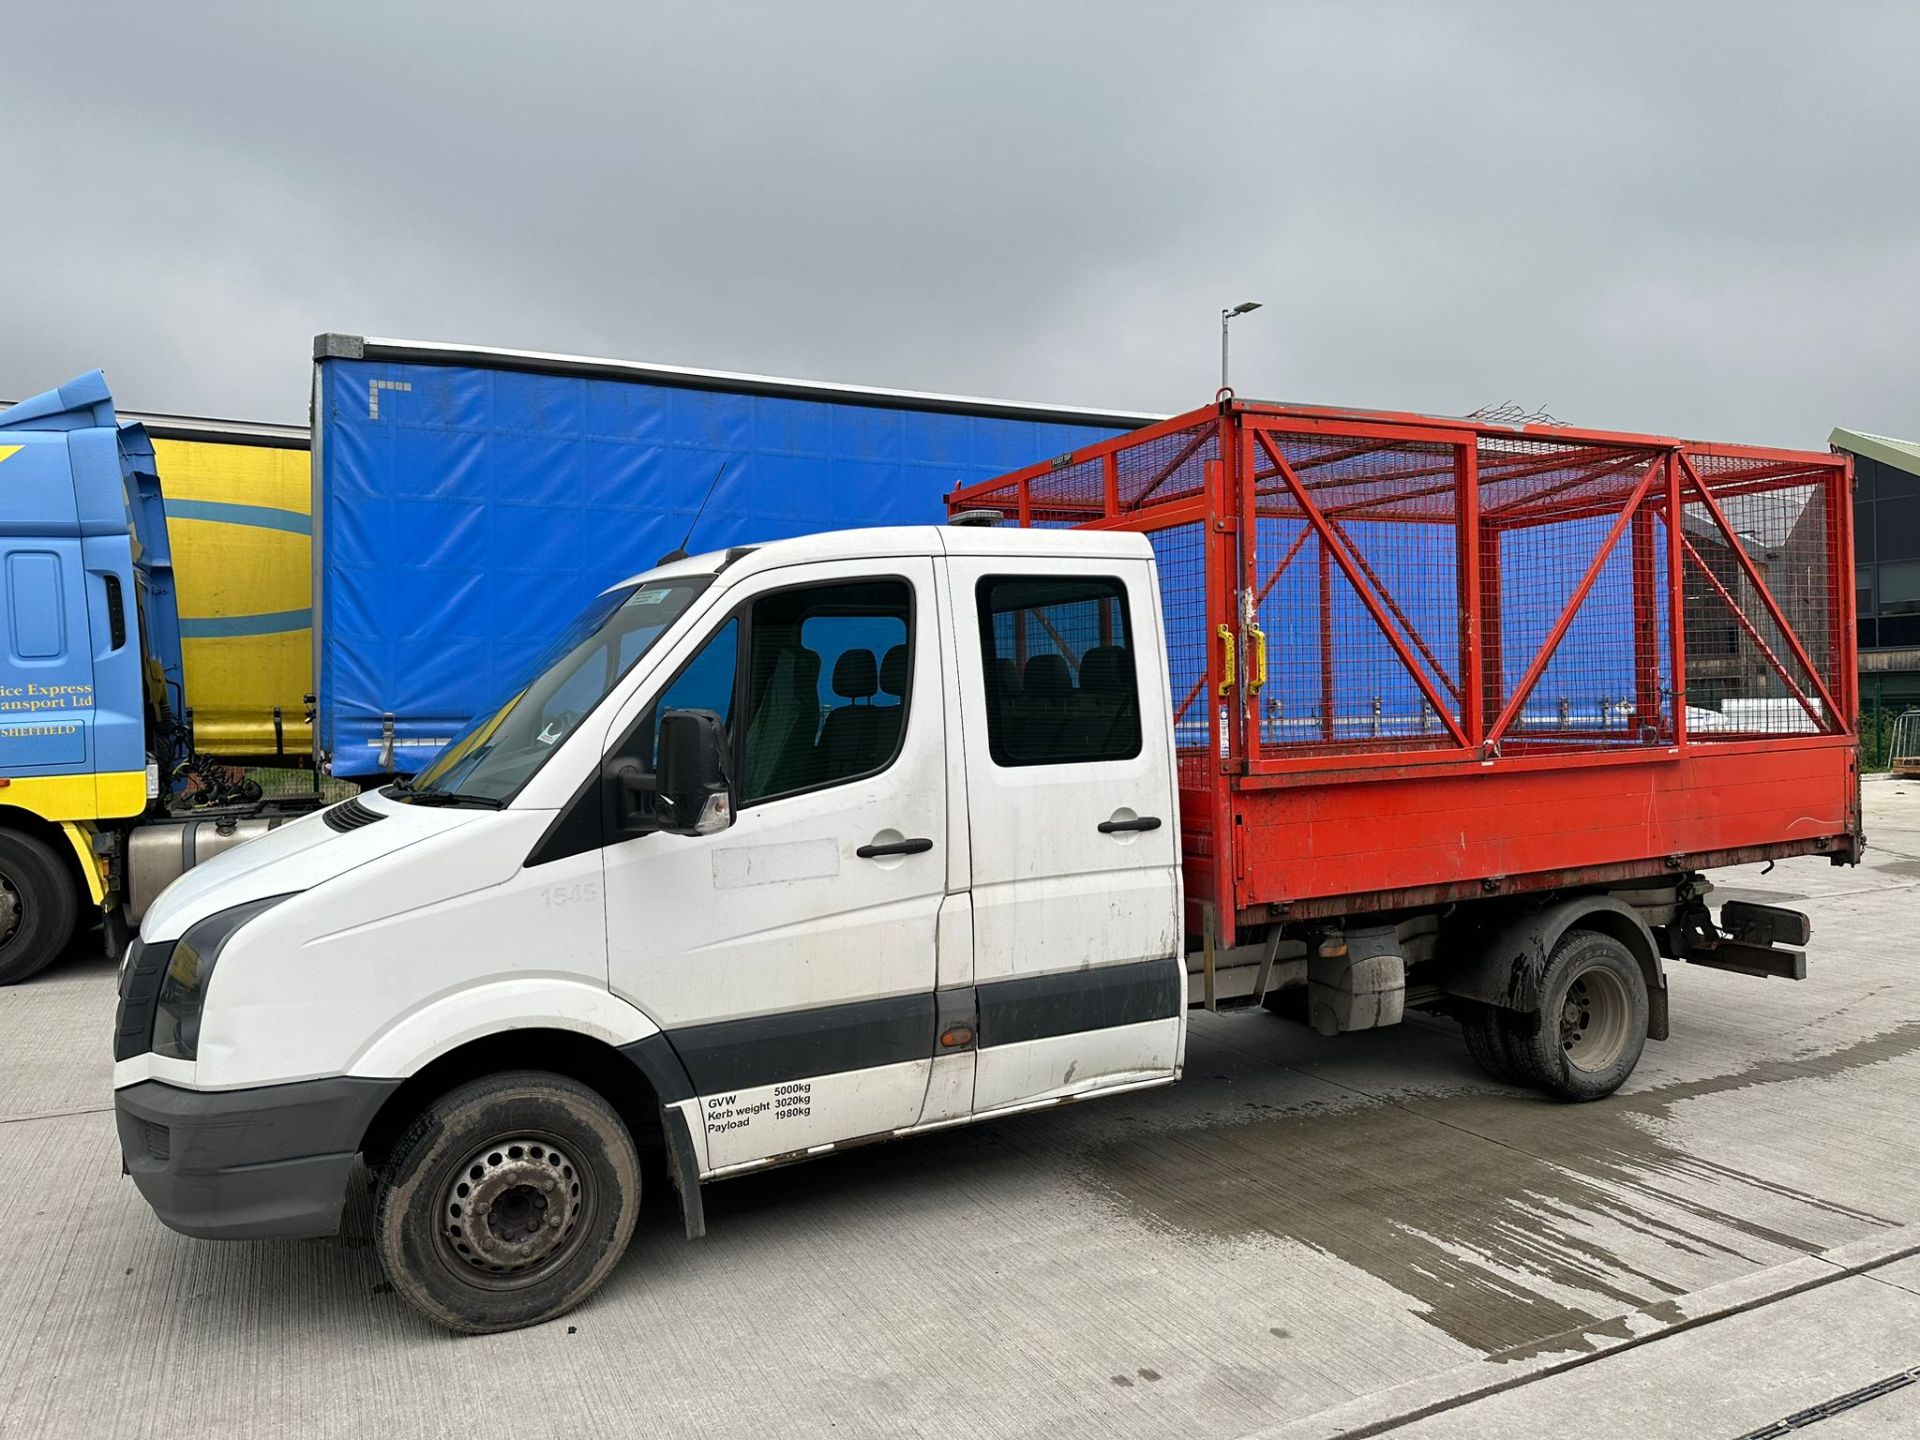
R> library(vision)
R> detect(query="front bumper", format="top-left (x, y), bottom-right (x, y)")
top-left (115, 1076), bottom-right (400, 1240)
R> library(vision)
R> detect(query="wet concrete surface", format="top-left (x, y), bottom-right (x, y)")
top-left (1, 782), bottom-right (1917, 1438)
top-left (1085, 1022), bottom-right (1919, 1356)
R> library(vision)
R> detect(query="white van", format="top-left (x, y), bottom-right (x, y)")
top-left (114, 526), bottom-right (1185, 1331)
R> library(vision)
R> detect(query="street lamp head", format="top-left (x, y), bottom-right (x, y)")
top-left (1220, 301), bottom-right (1263, 390)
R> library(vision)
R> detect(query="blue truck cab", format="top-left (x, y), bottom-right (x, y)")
top-left (0, 372), bottom-right (180, 981)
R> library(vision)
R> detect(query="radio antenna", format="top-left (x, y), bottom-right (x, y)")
top-left (657, 460), bottom-right (727, 565)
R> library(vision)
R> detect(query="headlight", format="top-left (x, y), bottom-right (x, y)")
top-left (151, 894), bottom-right (298, 1061)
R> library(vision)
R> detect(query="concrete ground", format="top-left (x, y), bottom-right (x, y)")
top-left (2, 782), bottom-right (1917, 1439)
top-left (1375, 1253), bottom-right (1920, 1440)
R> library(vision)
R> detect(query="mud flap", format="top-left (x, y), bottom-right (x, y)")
top-left (662, 1105), bottom-right (707, 1241)
top-left (1440, 894), bottom-right (1667, 1040)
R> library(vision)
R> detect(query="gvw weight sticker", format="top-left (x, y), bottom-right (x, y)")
top-left (705, 1081), bottom-right (812, 1136)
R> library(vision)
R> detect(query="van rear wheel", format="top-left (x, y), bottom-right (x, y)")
top-left (0, 829), bottom-right (78, 986)
top-left (374, 1070), bottom-right (641, 1333)
top-left (1505, 931), bottom-right (1649, 1102)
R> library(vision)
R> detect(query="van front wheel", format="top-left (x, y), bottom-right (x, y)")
top-left (374, 1071), bottom-right (642, 1333)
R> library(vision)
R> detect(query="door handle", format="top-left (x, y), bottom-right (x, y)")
top-left (856, 837), bottom-right (934, 859)
top-left (1098, 815), bottom-right (1162, 834)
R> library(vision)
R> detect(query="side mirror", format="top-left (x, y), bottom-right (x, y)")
top-left (655, 709), bottom-right (734, 836)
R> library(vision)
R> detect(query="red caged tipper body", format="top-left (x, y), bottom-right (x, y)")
top-left (948, 395), bottom-right (1861, 951)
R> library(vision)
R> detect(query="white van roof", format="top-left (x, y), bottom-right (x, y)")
top-left (613, 524), bottom-right (1152, 592)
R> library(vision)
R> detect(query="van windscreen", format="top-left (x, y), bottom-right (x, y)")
top-left (399, 576), bottom-right (710, 806)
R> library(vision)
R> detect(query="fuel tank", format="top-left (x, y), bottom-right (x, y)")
top-left (126, 816), bottom-right (291, 923)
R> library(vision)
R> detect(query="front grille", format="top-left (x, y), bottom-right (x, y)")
top-left (138, 1119), bottom-right (171, 1162)
top-left (323, 796), bottom-right (387, 833)
top-left (113, 937), bottom-right (176, 1062)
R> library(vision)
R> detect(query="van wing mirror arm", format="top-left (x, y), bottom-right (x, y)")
top-left (609, 760), bottom-right (663, 835)
top-left (607, 709), bottom-right (734, 839)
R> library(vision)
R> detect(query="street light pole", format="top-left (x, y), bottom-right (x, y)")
top-left (1221, 300), bottom-right (1262, 391)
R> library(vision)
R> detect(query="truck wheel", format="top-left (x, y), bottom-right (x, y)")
top-left (1508, 931), bottom-right (1649, 1102)
top-left (0, 830), bottom-right (78, 986)
top-left (1461, 1004), bottom-right (1527, 1086)
top-left (374, 1071), bottom-right (642, 1334)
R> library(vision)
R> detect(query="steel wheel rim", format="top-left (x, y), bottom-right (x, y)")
top-left (1559, 965), bottom-right (1631, 1072)
top-left (433, 1132), bottom-right (595, 1291)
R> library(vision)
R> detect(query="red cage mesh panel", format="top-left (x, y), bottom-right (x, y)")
top-left (946, 401), bottom-right (1853, 782)
top-left (1247, 431), bottom-right (1464, 755)
top-left (1144, 520), bottom-right (1214, 790)
top-left (1258, 430), bottom-right (1462, 523)
top-left (1475, 436), bottom-right (1663, 522)
top-left (1678, 454), bottom-right (1838, 737)
top-left (1471, 441), bottom-right (1673, 755)
top-left (1116, 421), bottom-right (1219, 509)
top-left (980, 418), bottom-right (1221, 528)
top-left (1490, 505), bottom-right (1676, 753)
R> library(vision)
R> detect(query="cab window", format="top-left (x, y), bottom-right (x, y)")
top-left (636, 619), bottom-right (739, 769)
top-left (976, 575), bottom-right (1140, 766)
top-left (625, 579), bottom-right (914, 806)
top-left (741, 580), bottom-right (912, 803)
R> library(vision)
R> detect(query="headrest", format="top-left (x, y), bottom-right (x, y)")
top-left (991, 658), bottom-right (1022, 699)
top-left (1024, 653), bottom-right (1073, 700)
top-left (1079, 646), bottom-right (1134, 697)
top-left (879, 644), bottom-right (907, 698)
top-left (832, 648), bottom-right (878, 700)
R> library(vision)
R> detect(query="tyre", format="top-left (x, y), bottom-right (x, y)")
top-left (1506, 931), bottom-right (1649, 1102)
top-left (374, 1070), bottom-right (642, 1334)
top-left (1461, 1003), bottom-right (1527, 1086)
top-left (0, 829), bottom-right (79, 986)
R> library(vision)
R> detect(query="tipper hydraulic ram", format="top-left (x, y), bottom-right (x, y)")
top-left (950, 395), bottom-right (1860, 1051)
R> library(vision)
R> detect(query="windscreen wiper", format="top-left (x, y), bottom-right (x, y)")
top-left (400, 789), bottom-right (505, 809)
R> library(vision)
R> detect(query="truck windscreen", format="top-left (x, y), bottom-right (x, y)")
top-left (398, 576), bottom-right (712, 806)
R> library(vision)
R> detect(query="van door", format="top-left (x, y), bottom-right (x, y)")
top-left (601, 559), bottom-right (949, 1173)
top-left (946, 555), bottom-right (1184, 1114)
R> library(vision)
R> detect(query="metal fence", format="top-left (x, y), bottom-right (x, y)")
top-left (1892, 710), bottom-right (1920, 778)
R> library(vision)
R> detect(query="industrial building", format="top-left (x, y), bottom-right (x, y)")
top-left (1832, 426), bottom-right (1920, 755)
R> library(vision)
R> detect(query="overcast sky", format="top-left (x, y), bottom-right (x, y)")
top-left (3, 2), bottom-right (1915, 447)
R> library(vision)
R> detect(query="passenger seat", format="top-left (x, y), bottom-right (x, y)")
top-left (743, 645), bottom-right (823, 798)
top-left (1014, 653), bottom-right (1076, 758)
top-left (817, 649), bottom-right (884, 777)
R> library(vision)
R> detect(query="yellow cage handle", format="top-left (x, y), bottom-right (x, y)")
top-left (1218, 624), bottom-right (1267, 696)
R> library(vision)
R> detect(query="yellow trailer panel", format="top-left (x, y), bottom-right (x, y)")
top-left (150, 437), bottom-right (312, 758)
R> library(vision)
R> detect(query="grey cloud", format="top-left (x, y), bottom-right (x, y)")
top-left (2, 1), bottom-right (1914, 447)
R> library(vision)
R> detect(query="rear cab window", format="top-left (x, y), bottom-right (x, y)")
top-left (975, 575), bottom-right (1141, 767)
